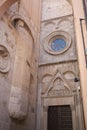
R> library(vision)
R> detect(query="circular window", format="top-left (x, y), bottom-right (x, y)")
top-left (51, 38), bottom-right (66, 52)
top-left (44, 31), bottom-right (72, 55)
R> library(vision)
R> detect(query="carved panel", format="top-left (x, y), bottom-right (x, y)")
top-left (42, 74), bottom-right (52, 83)
top-left (42, 69), bottom-right (72, 97)
top-left (39, 16), bottom-right (77, 65)
top-left (38, 62), bottom-right (79, 97)
top-left (64, 71), bottom-right (75, 80)
top-left (48, 90), bottom-right (73, 97)
top-left (53, 78), bottom-right (64, 90)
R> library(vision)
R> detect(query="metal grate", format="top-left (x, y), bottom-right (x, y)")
top-left (48, 105), bottom-right (73, 130)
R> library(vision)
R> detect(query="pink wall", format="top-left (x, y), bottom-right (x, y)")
top-left (21, 0), bottom-right (41, 31)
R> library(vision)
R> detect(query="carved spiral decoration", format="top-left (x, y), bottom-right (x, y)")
top-left (0, 45), bottom-right (10, 73)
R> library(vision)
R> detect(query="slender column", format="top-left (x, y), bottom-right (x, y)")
top-left (43, 106), bottom-right (48, 130)
top-left (8, 20), bottom-right (33, 120)
top-left (72, 0), bottom-right (87, 129)
top-left (70, 104), bottom-right (77, 130)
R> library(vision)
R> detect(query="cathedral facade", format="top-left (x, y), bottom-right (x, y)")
top-left (0, 0), bottom-right (87, 130)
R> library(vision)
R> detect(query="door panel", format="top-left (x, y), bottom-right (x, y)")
top-left (48, 105), bottom-right (73, 130)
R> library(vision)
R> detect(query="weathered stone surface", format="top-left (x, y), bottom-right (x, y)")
top-left (0, 0), bottom-right (40, 129)
top-left (0, 0), bottom-right (86, 130)
top-left (8, 20), bottom-right (33, 120)
top-left (42, 0), bottom-right (72, 21)
top-left (0, 0), bottom-right (18, 18)
top-left (39, 16), bottom-right (77, 65)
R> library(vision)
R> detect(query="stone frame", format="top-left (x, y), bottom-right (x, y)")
top-left (40, 96), bottom-right (78, 130)
top-left (44, 31), bottom-right (72, 55)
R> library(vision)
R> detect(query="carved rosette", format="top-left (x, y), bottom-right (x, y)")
top-left (0, 45), bottom-right (10, 73)
top-left (44, 31), bottom-right (72, 55)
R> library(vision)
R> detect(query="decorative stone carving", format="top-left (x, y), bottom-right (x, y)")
top-left (58, 18), bottom-right (73, 30)
top-left (8, 19), bottom-right (33, 120)
top-left (48, 89), bottom-right (74, 97)
top-left (41, 74), bottom-right (53, 93)
top-left (63, 71), bottom-right (75, 80)
top-left (42, 74), bottom-right (52, 83)
top-left (39, 16), bottom-right (77, 65)
top-left (44, 31), bottom-right (72, 55)
top-left (43, 21), bottom-right (55, 27)
top-left (0, 45), bottom-right (10, 73)
top-left (42, 69), bottom-right (72, 97)
top-left (53, 78), bottom-right (65, 90)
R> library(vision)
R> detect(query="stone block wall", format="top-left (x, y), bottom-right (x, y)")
top-left (0, 1), bottom-right (41, 130)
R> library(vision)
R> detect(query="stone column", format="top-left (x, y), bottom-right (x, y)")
top-left (72, 0), bottom-right (87, 129)
top-left (8, 20), bottom-right (33, 120)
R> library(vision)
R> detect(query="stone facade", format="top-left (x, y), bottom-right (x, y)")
top-left (0, 1), bottom-right (40, 130)
top-left (0, 0), bottom-right (86, 130)
top-left (37, 0), bottom-right (85, 130)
